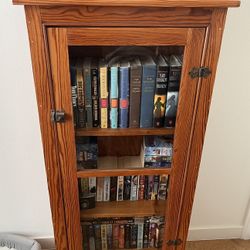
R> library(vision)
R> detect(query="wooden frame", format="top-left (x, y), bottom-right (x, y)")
top-left (14, 1), bottom-right (240, 250)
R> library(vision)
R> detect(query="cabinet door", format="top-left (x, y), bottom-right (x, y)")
top-left (47, 27), bottom-right (205, 250)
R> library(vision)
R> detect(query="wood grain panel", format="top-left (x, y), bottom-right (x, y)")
top-left (47, 28), bottom-right (82, 250)
top-left (80, 200), bottom-right (166, 219)
top-left (24, 6), bottom-right (68, 250)
top-left (176, 9), bottom-right (228, 250)
top-left (75, 128), bottom-right (175, 136)
top-left (77, 168), bottom-right (172, 178)
top-left (13, 0), bottom-right (240, 8)
top-left (67, 28), bottom-right (188, 46)
top-left (162, 28), bottom-right (206, 250)
top-left (39, 6), bottom-right (212, 27)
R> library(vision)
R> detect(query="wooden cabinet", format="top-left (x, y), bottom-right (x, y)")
top-left (13, 1), bottom-right (240, 249)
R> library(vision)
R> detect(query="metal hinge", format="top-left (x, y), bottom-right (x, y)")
top-left (51, 110), bottom-right (65, 123)
top-left (189, 67), bottom-right (211, 78)
top-left (167, 239), bottom-right (183, 246)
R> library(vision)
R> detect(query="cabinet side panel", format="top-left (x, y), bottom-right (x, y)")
top-left (176, 9), bottom-right (228, 249)
top-left (24, 6), bottom-right (68, 250)
top-left (47, 28), bottom-right (82, 250)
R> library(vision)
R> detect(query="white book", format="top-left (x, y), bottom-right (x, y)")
top-left (96, 177), bottom-right (104, 202)
top-left (130, 175), bottom-right (139, 200)
top-left (117, 176), bottom-right (124, 201)
top-left (89, 177), bottom-right (96, 194)
top-left (103, 177), bottom-right (110, 201)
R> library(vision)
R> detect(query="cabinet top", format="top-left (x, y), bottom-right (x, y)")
top-left (13, 0), bottom-right (240, 8)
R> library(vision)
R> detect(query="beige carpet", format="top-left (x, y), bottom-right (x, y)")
top-left (186, 240), bottom-right (250, 250)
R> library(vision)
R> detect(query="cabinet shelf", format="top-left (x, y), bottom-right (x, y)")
top-left (77, 168), bottom-right (171, 178)
top-left (75, 128), bottom-right (175, 137)
top-left (80, 200), bottom-right (166, 219)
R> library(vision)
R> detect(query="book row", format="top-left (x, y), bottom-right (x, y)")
top-left (70, 54), bottom-right (182, 129)
top-left (82, 216), bottom-right (165, 250)
top-left (76, 136), bottom-right (173, 170)
top-left (79, 175), bottom-right (169, 205)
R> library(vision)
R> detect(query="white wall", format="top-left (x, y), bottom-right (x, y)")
top-left (0, 0), bottom-right (250, 243)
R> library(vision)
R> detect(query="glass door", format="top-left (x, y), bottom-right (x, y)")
top-left (47, 27), bottom-right (205, 250)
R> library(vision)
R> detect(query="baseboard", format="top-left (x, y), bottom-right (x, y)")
top-left (188, 226), bottom-right (243, 241)
top-left (33, 236), bottom-right (55, 250)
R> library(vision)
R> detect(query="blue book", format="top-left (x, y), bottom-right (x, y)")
top-left (119, 62), bottom-right (130, 128)
top-left (109, 63), bottom-right (119, 128)
top-left (83, 58), bottom-right (93, 128)
top-left (140, 57), bottom-right (157, 128)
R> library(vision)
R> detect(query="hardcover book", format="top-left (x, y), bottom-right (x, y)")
top-left (110, 176), bottom-right (118, 201)
top-left (88, 225), bottom-right (96, 250)
top-left (94, 224), bottom-right (102, 250)
top-left (135, 218), bottom-right (144, 249)
top-left (125, 224), bottom-right (131, 249)
top-left (129, 58), bottom-right (142, 128)
top-left (76, 60), bottom-right (86, 128)
top-left (84, 58), bottom-right (93, 128)
top-left (103, 177), bottom-right (110, 202)
top-left (130, 224), bottom-right (138, 248)
top-left (153, 55), bottom-right (169, 128)
top-left (123, 176), bottom-right (132, 200)
top-left (70, 62), bottom-right (78, 127)
top-left (107, 224), bottom-right (113, 250)
top-left (117, 176), bottom-right (124, 201)
top-left (99, 60), bottom-right (109, 128)
top-left (140, 57), bottom-right (157, 128)
top-left (143, 217), bottom-right (150, 248)
top-left (130, 175), bottom-right (139, 201)
top-left (109, 62), bottom-right (119, 128)
top-left (138, 175), bottom-right (145, 200)
top-left (164, 91), bottom-right (179, 127)
top-left (112, 224), bottom-right (119, 249)
top-left (119, 61), bottom-right (130, 128)
top-left (91, 60), bottom-right (99, 127)
top-left (118, 225), bottom-right (125, 249)
top-left (101, 224), bottom-right (108, 250)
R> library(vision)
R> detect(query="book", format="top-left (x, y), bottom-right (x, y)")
top-left (117, 176), bottom-right (124, 201)
top-left (97, 177), bottom-right (104, 202)
top-left (88, 225), bottom-right (95, 250)
top-left (158, 175), bottom-right (169, 200)
top-left (94, 224), bottom-right (102, 250)
top-left (153, 55), bottom-right (169, 128)
top-left (101, 224), bottom-right (108, 250)
top-left (89, 177), bottom-right (96, 195)
top-left (84, 58), bottom-right (93, 128)
top-left (103, 177), bottom-right (110, 201)
top-left (147, 176), bottom-right (154, 200)
top-left (109, 62), bottom-right (119, 128)
top-left (107, 224), bottom-right (113, 250)
top-left (119, 61), bottom-right (130, 128)
top-left (80, 178), bottom-right (89, 196)
top-left (135, 218), bottom-right (144, 249)
top-left (129, 58), bottom-right (142, 128)
top-left (143, 217), bottom-right (150, 248)
top-left (149, 221), bottom-right (157, 247)
top-left (82, 224), bottom-right (89, 250)
top-left (118, 225), bottom-right (125, 249)
top-left (99, 60), bottom-right (109, 128)
top-left (70, 62), bottom-right (78, 127)
top-left (110, 176), bottom-right (118, 201)
top-left (152, 175), bottom-right (160, 200)
top-left (91, 60), bottom-right (99, 127)
top-left (124, 224), bottom-right (131, 249)
top-left (138, 175), bottom-right (145, 200)
top-left (76, 60), bottom-right (86, 128)
top-left (130, 224), bottom-right (138, 248)
top-left (123, 176), bottom-right (132, 200)
top-left (164, 91), bottom-right (179, 127)
top-left (112, 224), bottom-right (120, 249)
top-left (130, 175), bottom-right (139, 201)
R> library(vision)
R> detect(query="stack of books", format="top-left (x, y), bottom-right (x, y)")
top-left (70, 54), bottom-right (182, 129)
top-left (79, 175), bottom-right (169, 202)
top-left (81, 216), bottom-right (165, 250)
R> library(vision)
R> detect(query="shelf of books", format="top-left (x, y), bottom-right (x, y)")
top-left (69, 46), bottom-right (183, 250)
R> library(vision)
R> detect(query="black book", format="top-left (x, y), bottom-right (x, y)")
top-left (153, 55), bottom-right (169, 128)
top-left (94, 224), bottom-right (102, 250)
top-left (143, 217), bottom-right (150, 248)
top-left (123, 176), bottom-right (132, 200)
top-left (110, 177), bottom-right (118, 201)
top-left (91, 59), bottom-right (99, 127)
top-left (125, 224), bottom-right (131, 249)
top-left (130, 224), bottom-right (138, 248)
top-left (70, 62), bottom-right (78, 127)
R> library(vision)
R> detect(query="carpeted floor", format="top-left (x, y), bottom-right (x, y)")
top-left (186, 239), bottom-right (250, 250)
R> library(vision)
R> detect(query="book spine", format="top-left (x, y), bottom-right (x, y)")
top-left (130, 175), bottom-right (139, 201)
top-left (103, 177), bottom-right (110, 201)
top-left (70, 65), bottom-right (78, 127)
top-left (110, 176), bottom-right (118, 201)
top-left (77, 65), bottom-right (86, 128)
top-left (101, 224), bottom-right (108, 250)
top-left (117, 176), bottom-right (124, 201)
top-left (88, 225), bottom-right (95, 250)
top-left (168, 65), bottom-right (182, 91)
top-left (100, 66), bottom-right (108, 128)
top-left (119, 67), bottom-right (129, 128)
top-left (129, 65), bottom-right (142, 128)
top-left (137, 222), bottom-right (144, 249)
top-left (152, 175), bottom-right (160, 200)
top-left (140, 65), bottom-right (157, 128)
top-left (110, 66), bottom-right (119, 128)
top-left (153, 65), bottom-right (169, 128)
top-left (94, 224), bottom-right (102, 250)
top-left (118, 225), bottom-right (125, 249)
top-left (130, 224), bottom-right (138, 248)
top-left (96, 177), bottom-right (104, 202)
top-left (149, 222), bottom-right (157, 247)
top-left (91, 68), bottom-right (99, 127)
top-left (80, 178), bottom-right (89, 196)
top-left (147, 176), bottom-right (154, 200)
top-left (88, 177), bottom-right (96, 195)
top-left (143, 218), bottom-right (150, 248)
top-left (82, 224), bottom-right (90, 250)
top-left (158, 175), bottom-right (169, 200)
top-left (124, 224), bottom-right (131, 249)
top-left (84, 60), bottom-right (93, 128)
top-left (144, 176), bottom-right (148, 200)
top-left (107, 224), bottom-right (113, 250)
top-left (164, 91), bottom-right (179, 128)
top-left (123, 176), bottom-right (131, 200)
top-left (112, 224), bottom-right (120, 249)
top-left (138, 175), bottom-right (145, 200)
